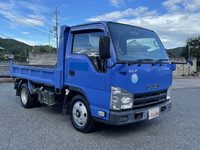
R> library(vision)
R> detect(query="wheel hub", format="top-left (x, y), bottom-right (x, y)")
top-left (76, 110), bottom-right (81, 117)
top-left (72, 101), bottom-right (88, 127)
top-left (21, 87), bottom-right (28, 105)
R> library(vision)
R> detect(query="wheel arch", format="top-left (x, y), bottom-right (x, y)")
top-left (62, 86), bottom-right (88, 114)
top-left (15, 79), bottom-right (28, 96)
top-left (68, 89), bottom-right (95, 133)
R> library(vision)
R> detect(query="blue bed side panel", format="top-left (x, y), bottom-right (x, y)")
top-left (9, 26), bottom-right (71, 89)
top-left (10, 64), bottom-right (62, 89)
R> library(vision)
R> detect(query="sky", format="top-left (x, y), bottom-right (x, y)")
top-left (0, 0), bottom-right (200, 49)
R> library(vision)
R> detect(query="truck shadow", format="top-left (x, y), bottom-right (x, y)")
top-left (34, 104), bottom-right (160, 135)
top-left (35, 103), bottom-right (63, 114)
top-left (94, 119), bottom-right (160, 136)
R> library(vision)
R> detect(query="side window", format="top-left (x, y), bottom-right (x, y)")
top-left (73, 31), bottom-right (104, 57)
top-left (72, 31), bottom-right (106, 73)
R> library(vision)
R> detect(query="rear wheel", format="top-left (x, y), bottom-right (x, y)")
top-left (70, 95), bottom-right (95, 133)
top-left (20, 83), bottom-right (36, 108)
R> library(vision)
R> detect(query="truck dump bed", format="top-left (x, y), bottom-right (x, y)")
top-left (23, 65), bottom-right (56, 69)
top-left (10, 62), bottom-right (62, 89)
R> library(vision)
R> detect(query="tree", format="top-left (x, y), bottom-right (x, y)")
top-left (0, 54), bottom-right (5, 61)
top-left (33, 45), bottom-right (56, 53)
top-left (14, 55), bottom-right (26, 62)
top-left (182, 35), bottom-right (200, 66)
top-left (0, 38), bottom-right (57, 62)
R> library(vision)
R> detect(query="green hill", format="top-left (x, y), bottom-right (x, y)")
top-left (166, 47), bottom-right (184, 57)
top-left (0, 37), bottom-right (56, 61)
top-left (0, 37), bottom-right (32, 55)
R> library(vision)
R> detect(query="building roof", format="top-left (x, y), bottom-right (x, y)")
top-left (0, 47), bottom-right (5, 50)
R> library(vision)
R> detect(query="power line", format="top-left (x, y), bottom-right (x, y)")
top-left (0, 4), bottom-right (57, 47)
top-left (0, 4), bottom-right (56, 39)
top-left (0, 31), bottom-right (49, 46)
top-left (0, 15), bottom-right (52, 37)
top-left (0, 16), bottom-right (55, 46)
top-left (0, 32), bottom-right (13, 39)
top-left (0, 3), bottom-right (52, 33)
top-left (0, 17), bottom-right (50, 37)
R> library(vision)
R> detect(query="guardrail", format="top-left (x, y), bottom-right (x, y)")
top-left (0, 62), bottom-right (28, 77)
top-left (0, 65), bottom-right (9, 77)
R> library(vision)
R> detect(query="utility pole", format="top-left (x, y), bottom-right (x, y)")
top-left (25, 49), bottom-right (27, 57)
top-left (48, 35), bottom-right (50, 53)
top-left (52, 7), bottom-right (59, 53)
top-left (32, 41), bottom-right (36, 56)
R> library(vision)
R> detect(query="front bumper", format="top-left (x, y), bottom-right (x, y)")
top-left (109, 100), bottom-right (171, 125)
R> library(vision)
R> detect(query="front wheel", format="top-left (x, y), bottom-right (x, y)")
top-left (70, 95), bottom-right (95, 133)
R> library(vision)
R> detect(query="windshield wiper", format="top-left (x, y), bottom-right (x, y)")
top-left (107, 61), bottom-right (132, 68)
top-left (107, 59), bottom-right (170, 68)
top-left (139, 59), bottom-right (154, 61)
top-left (155, 59), bottom-right (169, 64)
top-left (127, 59), bottom-right (157, 66)
top-left (156, 59), bottom-right (169, 61)
top-left (136, 59), bottom-right (155, 62)
top-left (107, 59), bottom-right (155, 68)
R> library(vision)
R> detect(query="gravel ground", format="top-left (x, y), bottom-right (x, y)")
top-left (0, 82), bottom-right (200, 150)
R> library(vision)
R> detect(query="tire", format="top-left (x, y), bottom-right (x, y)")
top-left (20, 83), bottom-right (37, 108)
top-left (34, 95), bottom-right (41, 107)
top-left (70, 95), bottom-right (95, 133)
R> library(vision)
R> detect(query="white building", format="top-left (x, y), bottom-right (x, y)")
top-left (0, 47), bottom-right (5, 50)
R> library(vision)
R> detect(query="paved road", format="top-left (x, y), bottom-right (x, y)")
top-left (0, 81), bottom-right (200, 150)
top-left (172, 78), bottom-right (200, 89)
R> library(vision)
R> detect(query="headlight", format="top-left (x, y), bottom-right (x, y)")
top-left (110, 87), bottom-right (134, 110)
top-left (167, 86), bottom-right (172, 99)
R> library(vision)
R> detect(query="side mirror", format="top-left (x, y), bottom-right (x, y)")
top-left (171, 44), bottom-right (193, 65)
top-left (185, 44), bottom-right (193, 66)
top-left (99, 36), bottom-right (111, 59)
top-left (185, 44), bottom-right (190, 60)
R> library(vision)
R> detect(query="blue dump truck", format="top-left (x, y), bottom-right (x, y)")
top-left (10, 22), bottom-right (190, 133)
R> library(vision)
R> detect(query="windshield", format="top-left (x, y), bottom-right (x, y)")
top-left (108, 23), bottom-right (169, 62)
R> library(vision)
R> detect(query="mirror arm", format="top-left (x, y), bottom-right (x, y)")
top-left (107, 62), bottom-right (130, 68)
top-left (107, 62), bottom-right (121, 68)
top-left (171, 60), bottom-right (188, 64)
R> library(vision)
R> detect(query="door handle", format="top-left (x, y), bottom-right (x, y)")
top-left (69, 70), bottom-right (75, 76)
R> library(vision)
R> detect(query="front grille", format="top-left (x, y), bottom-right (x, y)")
top-left (133, 89), bottom-right (168, 109)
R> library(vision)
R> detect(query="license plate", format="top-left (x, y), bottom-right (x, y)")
top-left (148, 107), bottom-right (160, 120)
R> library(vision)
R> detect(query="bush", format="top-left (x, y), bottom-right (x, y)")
top-left (182, 35), bottom-right (200, 66)
top-left (197, 66), bottom-right (200, 72)
top-left (0, 54), bottom-right (5, 61)
top-left (14, 55), bottom-right (26, 62)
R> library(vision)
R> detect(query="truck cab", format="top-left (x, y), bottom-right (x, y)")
top-left (11, 21), bottom-right (176, 133)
